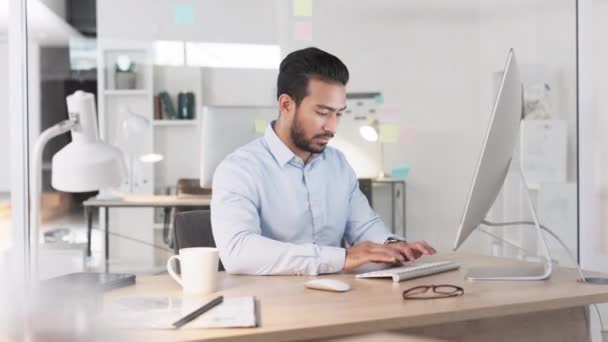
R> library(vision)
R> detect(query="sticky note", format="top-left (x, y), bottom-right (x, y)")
top-left (379, 124), bottom-right (400, 143)
top-left (378, 103), bottom-right (401, 120)
top-left (374, 94), bottom-right (384, 104)
top-left (293, 0), bottom-right (313, 16)
top-left (254, 119), bottom-right (267, 134)
top-left (400, 124), bottom-right (417, 145)
top-left (293, 22), bottom-right (313, 42)
top-left (175, 5), bottom-right (194, 25)
top-left (391, 163), bottom-right (410, 180)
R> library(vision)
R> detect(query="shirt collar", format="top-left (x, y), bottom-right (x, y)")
top-left (264, 121), bottom-right (296, 167)
top-left (263, 121), bottom-right (328, 167)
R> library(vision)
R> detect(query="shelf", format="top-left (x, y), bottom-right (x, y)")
top-left (152, 120), bottom-right (199, 126)
top-left (104, 89), bottom-right (149, 96)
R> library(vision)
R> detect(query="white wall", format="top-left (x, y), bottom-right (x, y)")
top-left (98, 0), bottom-right (278, 44)
top-left (0, 42), bottom-right (10, 192)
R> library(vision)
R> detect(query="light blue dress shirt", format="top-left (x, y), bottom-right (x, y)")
top-left (211, 123), bottom-right (394, 275)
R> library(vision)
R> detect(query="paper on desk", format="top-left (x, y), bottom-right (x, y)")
top-left (102, 296), bottom-right (257, 330)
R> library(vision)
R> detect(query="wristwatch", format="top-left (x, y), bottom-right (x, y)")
top-left (384, 236), bottom-right (407, 245)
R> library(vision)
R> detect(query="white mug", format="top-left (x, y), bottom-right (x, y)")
top-left (167, 247), bottom-right (219, 294)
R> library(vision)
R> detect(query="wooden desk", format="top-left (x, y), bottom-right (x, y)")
top-left (105, 253), bottom-right (608, 341)
top-left (83, 195), bottom-right (211, 270)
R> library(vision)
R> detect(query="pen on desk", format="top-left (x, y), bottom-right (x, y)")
top-left (172, 295), bottom-right (224, 329)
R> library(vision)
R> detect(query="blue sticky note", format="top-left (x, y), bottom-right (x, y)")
top-left (374, 94), bottom-right (384, 104)
top-left (391, 163), bottom-right (410, 180)
top-left (175, 5), bottom-right (194, 25)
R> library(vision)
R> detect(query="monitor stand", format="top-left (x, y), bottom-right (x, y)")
top-left (465, 167), bottom-right (553, 281)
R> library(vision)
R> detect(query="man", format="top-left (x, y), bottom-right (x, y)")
top-left (211, 47), bottom-right (436, 275)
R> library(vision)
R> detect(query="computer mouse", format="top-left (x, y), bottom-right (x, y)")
top-left (304, 279), bottom-right (351, 292)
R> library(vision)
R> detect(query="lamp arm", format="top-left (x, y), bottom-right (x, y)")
top-left (29, 118), bottom-right (78, 281)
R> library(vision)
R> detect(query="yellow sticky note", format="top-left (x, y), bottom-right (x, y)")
top-left (379, 124), bottom-right (400, 143)
top-left (254, 119), bottom-right (267, 134)
top-left (293, 0), bottom-right (312, 17)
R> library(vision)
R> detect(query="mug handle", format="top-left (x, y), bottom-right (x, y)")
top-left (167, 255), bottom-right (183, 287)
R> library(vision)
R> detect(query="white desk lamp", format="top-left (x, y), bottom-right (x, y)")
top-left (115, 107), bottom-right (163, 193)
top-left (30, 90), bottom-right (125, 279)
top-left (359, 119), bottom-right (386, 179)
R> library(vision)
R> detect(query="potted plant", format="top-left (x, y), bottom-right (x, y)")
top-left (114, 55), bottom-right (137, 89)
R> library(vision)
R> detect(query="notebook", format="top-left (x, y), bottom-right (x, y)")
top-left (103, 296), bottom-right (257, 329)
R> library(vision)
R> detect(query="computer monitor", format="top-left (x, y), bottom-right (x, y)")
top-left (452, 49), bottom-right (552, 280)
top-left (199, 106), bottom-right (277, 188)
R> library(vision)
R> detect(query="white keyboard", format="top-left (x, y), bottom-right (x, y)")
top-left (355, 261), bottom-right (460, 283)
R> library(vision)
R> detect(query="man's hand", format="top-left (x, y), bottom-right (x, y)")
top-left (385, 241), bottom-right (436, 261)
top-left (343, 241), bottom-right (406, 270)
top-left (343, 241), bottom-right (437, 271)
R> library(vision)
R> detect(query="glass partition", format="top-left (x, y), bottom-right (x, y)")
top-left (23, 0), bottom-right (578, 275)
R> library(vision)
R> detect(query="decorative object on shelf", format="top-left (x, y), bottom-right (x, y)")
top-left (159, 91), bottom-right (177, 119)
top-left (114, 55), bottom-right (137, 90)
top-left (115, 106), bottom-right (164, 193)
top-left (520, 119), bottom-right (567, 186)
top-left (523, 82), bottom-right (553, 120)
top-left (177, 92), bottom-right (195, 119)
top-left (30, 90), bottom-right (125, 280)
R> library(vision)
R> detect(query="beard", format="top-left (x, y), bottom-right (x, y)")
top-left (290, 110), bottom-right (334, 154)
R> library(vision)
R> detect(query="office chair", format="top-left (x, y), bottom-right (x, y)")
top-left (173, 209), bottom-right (224, 271)
top-left (163, 178), bottom-right (211, 247)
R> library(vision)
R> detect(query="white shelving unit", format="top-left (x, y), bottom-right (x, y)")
top-left (152, 119), bottom-right (199, 127)
top-left (96, 41), bottom-right (206, 267)
top-left (97, 40), bottom-right (156, 267)
top-left (104, 89), bottom-right (149, 96)
top-left (97, 42), bottom-right (204, 195)
top-left (152, 65), bottom-right (203, 193)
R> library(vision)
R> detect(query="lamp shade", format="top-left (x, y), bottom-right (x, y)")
top-left (51, 141), bottom-right (125, 192)
top-left (359, 125), bottom-right (379, 142)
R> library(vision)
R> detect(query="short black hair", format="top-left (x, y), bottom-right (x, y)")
top-left (276, 47), bottom-right (349, 107)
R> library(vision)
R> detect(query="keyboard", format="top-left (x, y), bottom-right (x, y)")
top-left (355, 261), bottom-right (460, 283)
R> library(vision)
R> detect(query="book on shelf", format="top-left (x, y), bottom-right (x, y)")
top-left (154, 95), bottom-right (162, 120)
top-left (159, 91), bottom-right (177, 119)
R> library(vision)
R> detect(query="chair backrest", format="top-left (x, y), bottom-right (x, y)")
top-left (176, 178), bottom-right (211, 196)
top-left (173, 209), bottom-right (224, 271)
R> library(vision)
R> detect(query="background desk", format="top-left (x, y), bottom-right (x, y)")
top-left (83, 195), bottom-right (211, 270)
top-left (105, 253), bottom-right (608, 341)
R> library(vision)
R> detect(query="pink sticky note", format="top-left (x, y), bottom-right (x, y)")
top-left (400, 124), bottom-right (417, 145)
top-left (378, 103), bottom-right (402, 120)
top-left (294, 21), bottom-right (313, 41)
